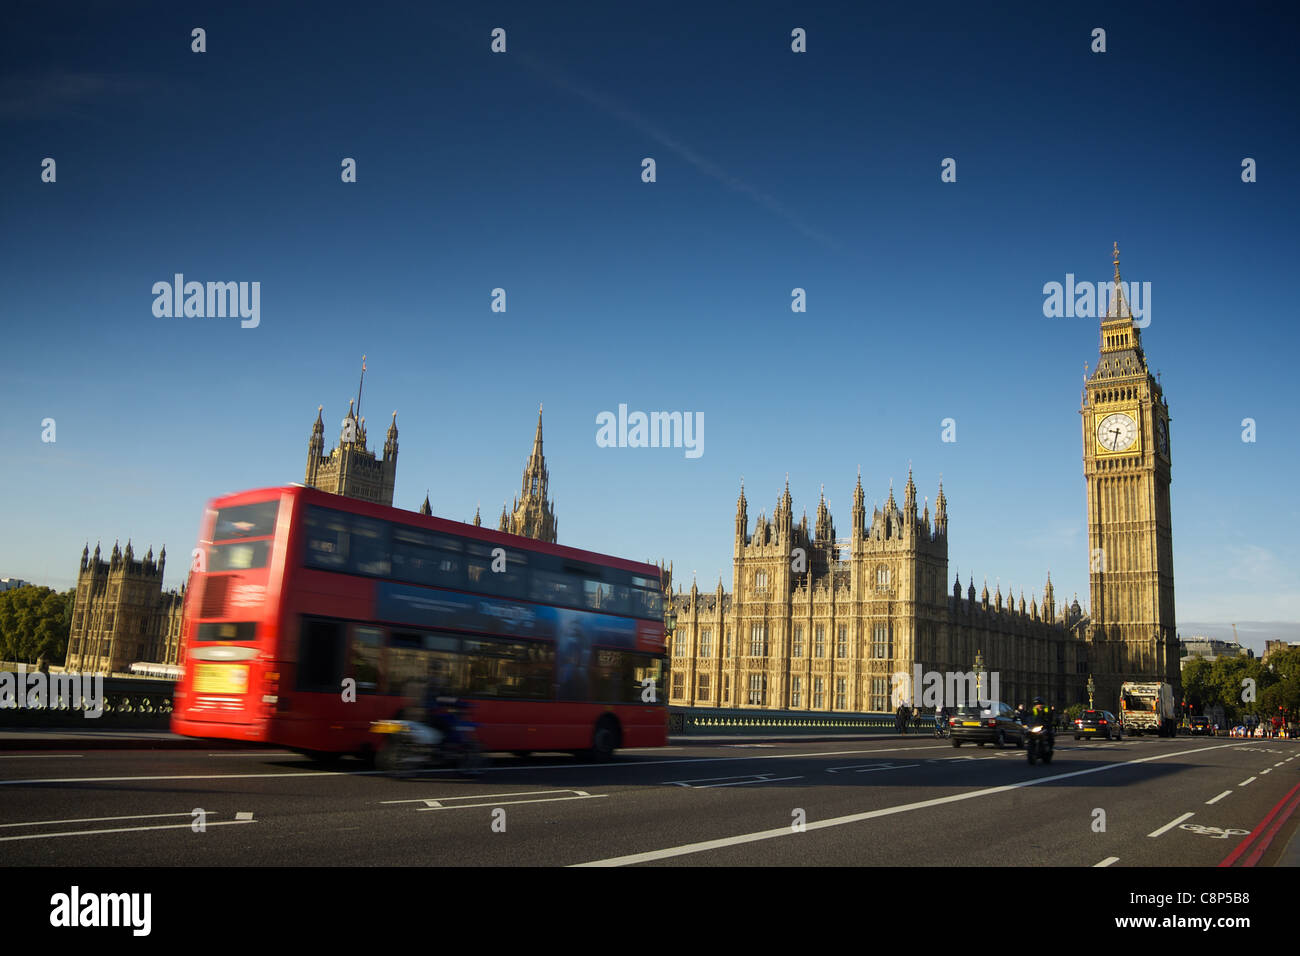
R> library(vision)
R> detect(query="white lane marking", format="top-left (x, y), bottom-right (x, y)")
top-left (0, 818), bottom-right (256, 843)
top-left (1094, 856), bottom-right (1120, 867)
top-left (418, 791), bottom-right (606, 811)
top-left (827, 763), bottom-right (919, 774)
top-left (207, 752), bottom-right (303, 757)
top-left (381, 789), bottom-right (579, 805)
top-left (1260, 769), bottom-right (1272, 775)
top-left (235, 811), bottom-right (254, 820)
top-left (0, 812), bottom-right (193, 829)
top-left (1239, 776), bottom-right (1257, 786)
top-left (574, 742), bottom-right (1245, 866)
top-left (665, 773), bottom-right (802, 788)
top-left (1148, 812), bottom-right (1195, 838)
top-left (1274, 761), bottom-right (1286, 767)
top-left (1205, 791), bottom-right (1232, 805)
top-left (0, 754), bottom-right (84, 759)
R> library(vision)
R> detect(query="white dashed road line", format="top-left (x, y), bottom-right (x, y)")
top-left (574, 742), bottom-right (1242, 866)
top-left (1205, 791), bottom-right (1232, 805)
top-left (1148, 812), bottom-right (1195, 838)
top-left (1094, 856), bottom-right (1120, 867)
top-left (1240, 776), bottom-right (1257, 786)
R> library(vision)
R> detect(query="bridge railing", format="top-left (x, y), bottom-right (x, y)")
top-left (0, 671), bottom-right (175, 727)
top-left (668, 706), bottom-right (934, 736)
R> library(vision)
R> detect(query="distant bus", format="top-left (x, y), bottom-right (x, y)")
top-left (171, 485), bottom-right (667, 760)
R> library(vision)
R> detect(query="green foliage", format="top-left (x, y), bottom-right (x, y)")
top-left (0, 586), bottom-right (75, 665)
top-left (1259, 646), bottom-right (1300, 723)
top-left (1179, 648), bottom-right (1300, 725)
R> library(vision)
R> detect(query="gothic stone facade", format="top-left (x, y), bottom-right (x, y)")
top-left (666, 474), bottom-right (1089, 712)
top-left (666, 246), bottom-right (1175, 714)
top-left (498, 406), bottom-right (557, 543)
top-left (66, 542), bottom-right (185, 673)
top-left (305, 400), bottom-right (399, 507)
top-left (1081, 246), bottom-right (1178, 706)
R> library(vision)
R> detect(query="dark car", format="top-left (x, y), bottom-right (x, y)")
top-left (950, 701), bottom-right (1025, 749)
top-left (1188, 716), bottom-right (1214, 737)
top-left (1073, 709), bottom-right (1122, 741)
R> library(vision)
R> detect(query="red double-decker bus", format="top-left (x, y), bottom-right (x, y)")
top-left (171, 485), bottom-right (667, 760)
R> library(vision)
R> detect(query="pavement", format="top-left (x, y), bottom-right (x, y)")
top-left (1, 732), bottom-right (1296, 867)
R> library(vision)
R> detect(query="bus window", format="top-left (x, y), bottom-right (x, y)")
top-left (462, 638), bottom-right (554, 700)
top-left (209, 539), bottom-right (271, 571)
top-left (349, 515), bottom-right (391, 577)
top-left (391, 525), bottom-right (442, 586)
top-left (466, 542), bottom-right (491, 589)
top-left (634, 656), bottom-right (665, 704)
top-left (386, 631), bottom-right (427, 700)
top-left (350, 626), bottom-right (383, 694)
top-left (533, 569), bottom-right (580, 609)
top-left (298, 618), bottom-right (346, 692)
top-left (590, 649), bottom-right (651, 704)
top-left (303, 507), bottom-right (350, 571)
top-left (432, 537), bottom-right (464, 587)
top-left (213, 501), bottom-right (280, 541)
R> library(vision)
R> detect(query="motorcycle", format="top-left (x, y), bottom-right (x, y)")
top-left (933, 714), bottom-right (950, 738)
top-left (1025, 723), bottom-right (1054, 765)
top-left (371, 698), bottom-right (484, 777)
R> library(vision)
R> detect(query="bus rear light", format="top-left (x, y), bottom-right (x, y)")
top-left (262, 695), bottom-right (278, 705)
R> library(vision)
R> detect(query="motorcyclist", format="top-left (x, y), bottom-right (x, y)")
top-left (1029, 696), bottom-right (1054, 748)
top-left (421, 660), bottom-right (460, 747)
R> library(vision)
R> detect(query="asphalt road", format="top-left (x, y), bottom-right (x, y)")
top-left (1, 735), bottom-right (1297, 867)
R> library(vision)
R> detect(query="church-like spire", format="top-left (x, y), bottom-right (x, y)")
top-left (384, 410), bottom-right (398, 458)
top-left (735, 477), bottom-right (748, 541)
top-left (1107, 242), bottom-right (1127, 319)
top-left (419, 492), bottom-right (431, 516)
top-left (815, 484), bottom-right (834, 543)
top-left (503, 405), bottom-right (557, 542)
top-left (1093, 242), bottom-right (1147, 375)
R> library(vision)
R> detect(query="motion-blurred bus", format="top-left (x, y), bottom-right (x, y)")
top-left (171, 485), bottom-right (667, 761)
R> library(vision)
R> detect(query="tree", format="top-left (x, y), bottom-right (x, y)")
top-left (0, 586), bottom-right (74, 665)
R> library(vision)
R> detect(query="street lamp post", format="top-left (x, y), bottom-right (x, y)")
top-left (662, 605), bottom-right (677, 705)
top-left (974, 649), bottom-right (984, 705)
top-left (1087, 673), bottom-right (1095, 710)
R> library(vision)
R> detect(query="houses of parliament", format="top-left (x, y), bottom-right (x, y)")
top-left (664, 245), bottom-right (1179, 712)
top-left (66, 247), bottom-right (1179, 713)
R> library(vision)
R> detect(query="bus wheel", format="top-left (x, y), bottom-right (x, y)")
top-left (588, 717), bottom-right (620, 762)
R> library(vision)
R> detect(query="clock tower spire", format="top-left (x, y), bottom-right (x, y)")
top-left (1081, 244), bottom-right (1177, 708)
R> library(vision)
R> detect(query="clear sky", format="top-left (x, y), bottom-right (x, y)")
top-left (2, 2), bottom-right (1296, 651)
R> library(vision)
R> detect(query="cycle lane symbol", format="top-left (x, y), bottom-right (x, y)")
top-left (1179, 823), bottom-right (1250, 839)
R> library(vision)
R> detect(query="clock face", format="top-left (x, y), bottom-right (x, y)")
top-left (1155, 418), bottom-right (1169, 455)
top-left (1097, 412), bottom-right (1138, 452)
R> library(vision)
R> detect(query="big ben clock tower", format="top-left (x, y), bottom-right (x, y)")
top-left (1081, 244), bottom-right (1178, 707)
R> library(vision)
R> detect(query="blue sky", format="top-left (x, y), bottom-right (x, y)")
top-left (2, 2), bottom-right (1297, 650)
